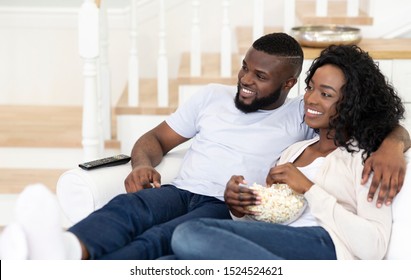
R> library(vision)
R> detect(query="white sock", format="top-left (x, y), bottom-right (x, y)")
top-left (0, 223), bottom-right (28, 260)
top-left (15, 183), bottom-right (66, 259)
top-left (63, 232), bottom-right (82, 260)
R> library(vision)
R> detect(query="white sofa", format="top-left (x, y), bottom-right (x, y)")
top-left (56, 148), bottom-right (186, 225)
top-left (56, 149), bottom-right (411, 260)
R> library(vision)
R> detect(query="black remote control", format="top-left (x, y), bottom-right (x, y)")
top-left (79, 154), bottom-right (132, 170)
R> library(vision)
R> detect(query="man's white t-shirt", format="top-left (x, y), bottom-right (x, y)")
top-left (166, 83), bottom-right (315, 199)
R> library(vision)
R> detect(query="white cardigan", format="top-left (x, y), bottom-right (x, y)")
top-left (278, 138), bottom-right (392, 260)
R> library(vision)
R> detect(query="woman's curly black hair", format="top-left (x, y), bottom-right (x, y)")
top-left (304, 44), bottom-right (405, 160)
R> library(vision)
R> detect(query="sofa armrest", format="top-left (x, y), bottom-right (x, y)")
top-left (56, 148), bottom-right (186, 225)
top-left (384, 150), bottom-right (411, 259)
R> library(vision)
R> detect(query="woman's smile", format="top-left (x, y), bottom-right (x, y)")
top-left (305, 107), bottom-right (323, 117)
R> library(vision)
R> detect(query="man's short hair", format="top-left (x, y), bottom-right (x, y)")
top-left (252, 32), bottom-right (304, 76)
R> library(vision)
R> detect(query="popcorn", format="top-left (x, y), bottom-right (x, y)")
top-left (246, 183), bottom-right (306, 224)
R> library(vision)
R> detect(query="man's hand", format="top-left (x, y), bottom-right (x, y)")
top-left (362, 140), bottom-right (406, 207)
top-left (124, 166), bottom-right (162, 193)
top-left (224, 175), bottom-right (261, 217)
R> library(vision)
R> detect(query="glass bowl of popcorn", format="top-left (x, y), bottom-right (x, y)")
top-left (246, 183), bottom-right (307, 224)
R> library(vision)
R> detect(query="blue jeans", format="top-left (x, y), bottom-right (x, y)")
top-left (68, 185), bottom-right (231, 259)
top-left (171, 218), bottom-right (337, 260)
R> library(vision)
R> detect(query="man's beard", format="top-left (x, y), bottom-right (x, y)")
top-left (234, 84), bottom-right (282, 113)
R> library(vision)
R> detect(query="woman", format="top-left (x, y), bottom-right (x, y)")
top-left (170, 44), bottom-right (405, 260)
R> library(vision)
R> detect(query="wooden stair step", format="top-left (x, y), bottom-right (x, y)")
top-left (0, 168), bottom-right (66, 193)
top-left (177, 52), bottom-right (239, 85)
top-left (117, 52), bottom-right (241, 115)
top-left (235, 27), bottom-right (411, 60)
top-left (236, 26), bottom-right (283, 55)
top-left (0, 105), bottom-right (120, 149)
top-left (300, 38), bottom-right (411, 59)
top-left (296, 0), bottom-right (373, 26)
top-left (115, 78), bottom-right (179, 115)
top-left (0, 105), bottom-right (82, 148)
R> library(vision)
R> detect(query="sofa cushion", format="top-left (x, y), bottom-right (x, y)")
top-left (56, 148), bottom-right (186, 224)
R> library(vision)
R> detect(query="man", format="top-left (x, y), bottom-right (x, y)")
top-left (1, 33), bottom-right (408, 260)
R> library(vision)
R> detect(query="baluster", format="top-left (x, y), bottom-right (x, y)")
top-left (253, 0), bottom-right (264, 41)
top-left (367, 0), bottom-right (375, 18)
top-left (128, 0), bottom-right (139, 106)
top-left (79, 0), bottom-right (101, 161)
top-left (190, 0), bottom-right (201, 77)
top-left (220, 0), bottom-right (231, 78)
top-left (316, 0), bottom-right (328, 17)
top-left (283, 0), bottom-right (295, 33)
top-left (346, 0), bottom-right (359, 16)
top-left (157, 0), bottom-right (169, 107)
top-left (94, 0), bottom-right (104, 153)
top-left (99, 0), bottom-right (111, 143)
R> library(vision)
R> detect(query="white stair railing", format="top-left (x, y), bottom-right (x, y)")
top-left (283, 0), bottom-right (296, 33)
top-left (190, 0), bottom-right (201, 77)
top-left (79, 0), bottom-right (101, 161)
top-left (316, 0), bottom-right (328, 16)
top-left (346, 0), bottom-right (359, 16)
top-left (128, 0), bottom-right (139, 106)
top-left (157, 0), bottom-right (169, 107)
top-left (98, 0), bottom-right (111, 142)
top-left (220, 0), bottom-right (232, 78)
top-left (315, 0), bottom-right (361, 18)
top-left (283, 0), bottom-right (364, 32)
top-left (253, 0), bottom-right (264, 41)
